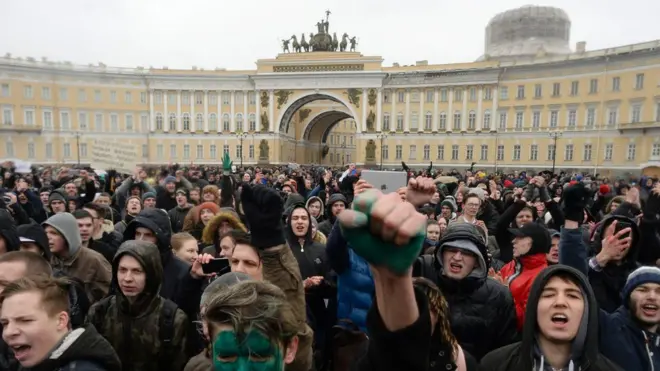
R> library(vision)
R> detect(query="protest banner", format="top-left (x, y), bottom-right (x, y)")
top-left (91, 139), bottom-right (138, 174)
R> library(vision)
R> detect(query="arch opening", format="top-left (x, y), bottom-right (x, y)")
top-left (303, 110), bottom-right (353, 143)
top-left (278, 92), bottom-right (359, 134)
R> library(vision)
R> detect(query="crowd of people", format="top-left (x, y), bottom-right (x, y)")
top-left (0, 156), bottom-right (659, 371)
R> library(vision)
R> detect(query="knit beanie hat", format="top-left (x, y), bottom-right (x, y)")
top-left (164, 176), bottom-right (177, 184)
top-left (622, 266), bottom-right (660, 307)
top-left (198, 202), bottom-right (221, 219)
top-left (48, 191), bottom-right (66, 205)
top-left (142, 192), bottom-right (156, 202)
top-left (599, 184), bottom-right (611, 195)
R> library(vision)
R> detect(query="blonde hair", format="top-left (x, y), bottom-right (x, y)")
top-left (0, 275), bottom-right (70, 318)
top-left (171, 232), bottom-right (196, 252)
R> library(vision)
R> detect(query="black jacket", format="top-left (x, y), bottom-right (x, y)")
top-left (479, 265), bottom-right (623, 371)
top-left (0, 209), bottom-right (20, 252)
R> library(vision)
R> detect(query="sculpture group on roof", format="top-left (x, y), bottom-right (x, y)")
top-left (281, 10), bottom-right (358, 53)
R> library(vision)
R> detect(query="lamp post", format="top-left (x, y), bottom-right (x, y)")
top-left (235, 130), bottom-right (248, 168)
top-left (341, 142), bottom-right (346, 166)
top-left (377, 133), bottom-right (388, 170)
top-left (75, 132), bottom-right (81, 165)
top-left (549, 131), bottom-right (563, 174)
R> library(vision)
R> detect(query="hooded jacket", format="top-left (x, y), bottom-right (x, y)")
top-left (44, 213), bottom-right (112, 303)
top-left (28, 325), bottom-right (121, 371)
top-left (305, 195), bottom-right (325, 222)
top-left (479, 265), bottom-right (623, 371)
top-left (0, 209), bottom-right (20, 253)
top-left (123, 208), bottom-right (191, 304)
top-left (318, 193), bottom-right (348, 237)
top-left (17, 220), bottom-right (51, 259)
top-left (87, 240), bottom-right (189, 371)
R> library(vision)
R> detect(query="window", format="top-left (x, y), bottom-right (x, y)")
top-left (656, 102), bottom-right (660, 122)
top-left (78, 89), bottom-right (86, 102)
top-left (451, 145), bottom-right (459, 160)
top-left (209, 92), bottom-right (218, 105)
top-left (570, 81), bottom-right (579, 96)
top-left (182, 92), bottom-right (190, 105)
top-left (426, 90), bottom-right (434, 103)
top-left (24, 109), bottom-right (34, 126)
top-left (125, 92), bottom-right (132, 104)
top-left (410, 111), bottom-right (418, 131)
top-left (395, 145), bottom-right (402, 160)
top-left (78, 112), bottom-right (87, 130)
top-left (45, 143), bottom-right (53, 158)
top-left (235, 92), bottom-right (243, 104)
top-left (411, 90), bottom-right (420, 103)
top-left (468, 111), bottom-right (476, 130)
top-left (383, 113), bottom-right (390, 131)
top-left (480, 145), bottom-right (488, 161)
top-left (249, 92), bottom-right (256, 105)
top-left (608, 107), bottom-right (618, 127)
top-left (1, 83), bottom-right (9, 97)
top-left (552, 83), bottom-right (561, 97)
top-left (142, 144), bottom-right (148, 158)
top-left (24, 85), bottom-right (33, 98)
top-left (589, 79), bottom-right (598, 94)
top-left (604, 143), bottom-right (613, 161)
top-left (236, 113), bottom-right (243, 131)
top-left (63, 143), bottom-right (70, 158)
top-left (409, 145), bottom-right (417, 160)
top-left (42, 87), bottom-right (51, 99)
top-left (210, 145), bottom-right (217, 158)
top-left (425, 112), bottom-right (432, 131)
top-left (196, 92), bottom-right (203, 105)
top-left (43, 111), bottom-right (53, 129)
top-left (27, 143), bottom-right (35, 159)
top-left (484, 87), bottom-right (492, 100)
top-left (511, 145), bottom-right (521, 161)
top-left (110, 90), bottom-right (117, 103)
top-left (80, 143), bottom-right (87, 158)
top-left (631, 104), bottom-right (642, 123)
top-left (94, 113), bottom-right (103, 131)
top-left (635, 73), bottom-right (644, 90)
top-left (627, 144), bottom-right (636, 161)
top-left (440, 89), bottom-right (448, 102)
top-left (196, 113), bottom-right (203, 130)
top-left (548, 145), bottom-right (556, 161)
top-left (532, 111), bottom-right (541, 129)
top-left (222, 92), bottom-right (230, 105)
top-left (383, 91), bottom-right (390, 103)
top-left (453, 111), bottom-right (461, 131)
top-left (196, 144), bottom-right (203, 159)
top-left (140, 114), bottom-right (148, 132)
top-left (397, 91), bottom-right (405, 103)
top-left (550, 110), bottom-right (558, 128)
top-left (60, 112), bottom-right (70, 130)
top-left (515, 112), bottom-right (524, 130)
top-left (168, 92), bottom-right (175, 105)
top-left (530, 145), bottom-right (538, 161)
top-left (466, 145), bottom-right (473, 160)
top-left (93, 90), bottom-right (101, 102)
top-left (59, 88), bottom-right (68, 100)
top-left (170, 144), bottom-right (177, 159)
top-left (437, 145), bottom-right (444, 160)
top-left (169, 113), bottom-right (177, 131)
top-left (209, 113), bottom-right (218, 131)
top-left (156, 113), bottom-right (163, 130)
top-left (382, 145), bottom-right (389, 160)
top-left (534, 84), bottom-right (542, 98)
top-left (652, 143), bottom-right (660, 158)
top-left (157, 145), bottom-right (164, 160)
top-left (125, 114), bottom-right (133, 131)
top-left (586, 108), bottom-right (596, 128)
top-left (483, 110), bottom-right (491, 130)
top-left (497, 145), bottom-right (504, 161)
top-left (110, 114), bottom-right (118, 132)
top-left (454, 89), bottom-right (463, 101)
top-left (249, 145), bottom-right (254, 159)
top-left (584, 144), bottom-right (592, 161)
top-left (469, 88), bottom-right (476, 102)
top-left (396, 113), bottom-right (403, 131)
top-left (499, 86), bottom-right (508, 100)
top-left (568, 110), bottom-right (577, 128)
top-left (439, 112), bottom-right (447, 131)
top-left (140, 92), bottom-right (147, 104)
top-left (516, 85), bottom-right (525, 99)
top-left (612, 77), bottom-right (620, 92)
top-left (3, 107), bottom-right (13, 125)
top-left (5, 141), bottom-right (13, 157)
top-left (223, 114), bottom-right (230, 131)
top-left (423, 145), bottom-right (430, 160)
top-left (498, 112), bottom-right (507, 130)
top-left (183, 113), bottom-right (191, 131)
top-left (564, 144), bottom-right (574, 161)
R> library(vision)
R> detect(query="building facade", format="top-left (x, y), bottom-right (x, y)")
top-left (1, 6), bottom-right (659, 177)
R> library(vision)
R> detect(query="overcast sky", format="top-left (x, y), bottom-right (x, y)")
top-left (2, 0), bottom-right (659, 70)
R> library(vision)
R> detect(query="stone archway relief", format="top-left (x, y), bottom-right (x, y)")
top-left (277, 91), bottom-right (361, 134)
top-left (302, 109), bottom-right (353, 142)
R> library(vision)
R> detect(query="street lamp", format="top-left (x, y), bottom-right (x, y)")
top-left (549, 131), bottom-right (563, 175)
top-left (377, 134), bottom-right (388, 170)
top-left (235, 130), bottom-right (248, 168)
top-left (75, 132), bottom-right (81, 165)
top-left (341, 142), bottom-right (346, 166)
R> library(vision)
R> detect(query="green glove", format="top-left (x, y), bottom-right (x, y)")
top-left (222, 152), bottom-right (232, 175)
top-left (338, 190), bottom-right (425, 276)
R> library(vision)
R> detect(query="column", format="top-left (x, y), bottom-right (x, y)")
top-left (418, 91), bottom-right (424, 132)
top-left (176, 90), bottom-right (182, 132)
top-left (376, 89), bottom-right (382, 132)
top-left (149, 89), bottom-right (155, 131)
top-left (391, 89), bottom-right (396, 132)
top-left (462, 87), bottom-right (468, 132)
top-left (255, 90), bottom-right (261, 133)
top-left (203, 90), bottom-right (209, 133)
top-left (492, 86), bottom-right (498, 132)
top-left (163, 91), bottom-right (169, 133)
top-left (433, 88), bottom-right (439, 132)
top-left (243, 91), bottom-right (248, 131)
top-left (216, 90), bottom-right (222, 133)
top-left (268, 90), bottom-right (275, 132)
top-left (476, 86), bottom-right (483, 131)
top-left (404, 89), bottom-right (411, 132)
top-left (190, 90), bottom-right (195, 132)
top-left (447, 88), bottom-right (453, 131)
top-left (230, 91), bottom-right (236, 132)
top-left (361, 88), bottom-right (367, 132)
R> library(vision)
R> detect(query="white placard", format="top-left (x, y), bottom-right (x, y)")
top-left (91, 139), bottom-right (138, 174)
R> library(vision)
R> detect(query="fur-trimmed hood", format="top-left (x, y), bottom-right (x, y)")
top-left (202, 210), bottom-right (248, 245)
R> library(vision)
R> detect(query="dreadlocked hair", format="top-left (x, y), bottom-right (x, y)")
top-left (413, 277), bottom-right (458, 359)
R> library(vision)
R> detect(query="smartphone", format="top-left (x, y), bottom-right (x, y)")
top-left (615, 221), bottom-right (633, 239)
top-left (202, 258), bottom-right (230, 274)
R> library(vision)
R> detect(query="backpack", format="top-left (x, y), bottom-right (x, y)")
top-left (91, 296), bottom-right (177, 370)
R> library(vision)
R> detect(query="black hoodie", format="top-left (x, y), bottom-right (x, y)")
top-left (479, 265), bottom-right (622, 371)
top-left (17, 221), bottom-right (52, 259)
top-left (0, 209), bottom-right (20, 253)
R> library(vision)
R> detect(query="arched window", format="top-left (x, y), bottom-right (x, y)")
top-left (155, 113), bottom-right (163, 130)
top-left (196, 113), bottom-right (203, 130)
top-left (168, 113), bottom-right (176, 131)
top-left (425, 112), bottom-right (432, 131)
top-left (453, 111), bottom-right (461, 131)
top-left (383, 113), bottom-right (390, 131)
top-left (396, 112), bottom-right (404, 131)
top-left (223, 113), bottom-right (230, 131)
top-left (483, 110), bottom-right (491, 130)
top-left (209, 113), bottom-right (218, 131)
top-left (183, 113), bottom-right (190, 131)
top-left (236, 113), bottom-right (243, 132)
top-left (249, 113), bottom-right (256, 131)
top-left (468, 110), bottom-right (476, 130)
top-left (439, 112), bottom-right (447, 130)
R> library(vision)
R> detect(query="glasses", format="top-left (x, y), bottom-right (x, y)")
top-left (465, 203), bottom-right (481, 208)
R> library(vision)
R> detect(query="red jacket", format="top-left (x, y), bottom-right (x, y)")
top-left (499, 253), bottom-right (547, 330)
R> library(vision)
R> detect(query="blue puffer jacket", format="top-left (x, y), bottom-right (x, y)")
top-left (326, 221), bottom-right (374, 333)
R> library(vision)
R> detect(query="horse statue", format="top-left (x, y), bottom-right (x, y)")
top-left (291, 35), bottom-right (301, 53)
top-left (340, 33), bottom-right (349, 52)
top-left (332, 33), bottom-right (339, 51)
top-left (309, 33), bottom-right (318, 51)
top-left (282, 38), bottom-right (291, 53)
top-left (349, 36), bottom-right (358, 52)
top-left (300, 34), bottom-right (309, 52)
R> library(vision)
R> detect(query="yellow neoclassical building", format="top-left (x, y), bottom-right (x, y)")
top-left (1, 5), bottom-right (660, 177)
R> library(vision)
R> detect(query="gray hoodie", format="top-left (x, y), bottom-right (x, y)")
top-left (43, 213), bottom-right (82, 256)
